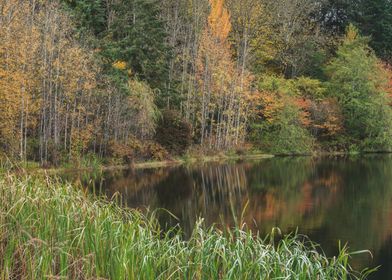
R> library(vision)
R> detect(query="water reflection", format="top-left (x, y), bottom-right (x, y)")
top-left (64, 155), bottom-right (392, 279)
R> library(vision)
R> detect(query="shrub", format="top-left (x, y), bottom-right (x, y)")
top-left (141, 141), bottom-right (170, 161)
top-left (251, 104), bottom-right (315, 154)
top-left (251, 75), bottom-right (315, 154)
top-left (155, 110), bottom-right (192, 155)
top-left (107, 138), bottom-right (170, 164)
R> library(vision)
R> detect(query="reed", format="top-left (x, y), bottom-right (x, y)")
top-left (0, 174), bottom-right (372, 279)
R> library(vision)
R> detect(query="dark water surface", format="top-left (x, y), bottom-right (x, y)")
top-left (62, 155), bottom-right (392, 279)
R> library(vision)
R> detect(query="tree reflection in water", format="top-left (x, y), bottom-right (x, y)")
top-left (63, 155), bottom-right (392, 279)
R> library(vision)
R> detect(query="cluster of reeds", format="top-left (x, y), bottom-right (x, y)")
top-left (0, 174), bottom-right (372, 279)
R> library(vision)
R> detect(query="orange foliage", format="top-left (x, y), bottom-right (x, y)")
top-left (258, 91), bottom-right (284, 123)
top-left (195, 0), bottom-right (256, 149)
top-left (315, 99), bottom-right (344, 137)
top-left (295, 97), bottom-right (343, 138)
top-left (294, 98), bottom-right (312, 127)
top-left (112, 60), bottom-right (127, 70)
top-left (208, 0), bottom-right (232, 41)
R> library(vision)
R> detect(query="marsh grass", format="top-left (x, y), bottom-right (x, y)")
top-left (0, 174), bottom-right (373, 279)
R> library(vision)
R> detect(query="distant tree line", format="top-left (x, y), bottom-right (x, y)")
top-left (1, 0), bottom-right (392, 165)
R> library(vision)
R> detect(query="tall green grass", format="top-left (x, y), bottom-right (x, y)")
top-left (0, 174), bottom-right (372, 279)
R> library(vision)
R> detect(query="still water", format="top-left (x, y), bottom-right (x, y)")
top-left (64, 155), bottom-right (392, 279)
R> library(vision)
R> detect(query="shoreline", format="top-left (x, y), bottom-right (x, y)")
top-left (5, 150), bottom-right (392, 174)
top-left (18, 153), bottom-right (275, 174)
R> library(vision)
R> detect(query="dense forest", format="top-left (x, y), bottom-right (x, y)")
top-left (1, 0), bottom-right (392, 166)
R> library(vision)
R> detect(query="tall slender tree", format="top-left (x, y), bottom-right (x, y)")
top-left (195, 0), bottom-right (255, 149)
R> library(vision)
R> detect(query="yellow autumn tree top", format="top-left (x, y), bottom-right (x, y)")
top-left (208, 0), bottom-right (231, 41)
top-left (345, 24), bottom-right (360, 44)
top-left (112, 60), bottom-right (127, 70)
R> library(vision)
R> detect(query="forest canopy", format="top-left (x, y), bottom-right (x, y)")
top-left (1, 0), bottom-right (392, 166)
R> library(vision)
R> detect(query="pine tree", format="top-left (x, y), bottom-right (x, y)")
top-left (320, 0), bottom-right (392, 61)
top-left (357, 0), bottom-right (392, 61)
top-left (62, 0), bottom-right (106, 36)
top-left (104, 0), bottom-right (171, 103)
top-left (325, 24), bottom-right (392, 150)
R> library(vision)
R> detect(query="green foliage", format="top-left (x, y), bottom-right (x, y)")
top-left (325, 24), bottom-right (392, 151)
top-left (62, 0), bottom-right (106, 36)
top-left (79, 153), bottom-right (104, 169)
top-left (63, 0), bottom-right (173, 104)
top-left (252, 24), bottom-right (392, 154)
top-left (251, 76), bottom-right (315, 154)
top-left (0, 174), bottom-right (369, 279)
top-left (104, 0), bottom-right (171, 100)
top-left (128, 79), bottom-right (161, 139)
top-left (251, 106), bottom-right (315, 154)
top-left (320, 0), bottom-right (392, 61)
top-left (293, 76), bottom-right (326, 99)
top-left (302, 47), bottom-right (328, 79)
top-left (5, 0), bottom-right (392, 164)
top-left (352, 0), bottom-right (392, 61)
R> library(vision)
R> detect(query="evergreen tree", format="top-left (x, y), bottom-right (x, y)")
top-left (62, 0), bottom-right (106, 36)
top-left (325, 24), bottom-right (392, 151)
top-left (319, 0), bottom-right (353, 30)
top-left (62, 0), bottom-right (174, 106)
top-left (320, 0), bottom-right (392, 61)
top-left (356, 0), bottom-right (392, 61)
top-left (104, 0), bottom-right (172, 104)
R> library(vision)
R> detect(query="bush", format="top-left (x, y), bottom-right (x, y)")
top-left (155, 110), bottom-right (192, 155)
top-left (251, 75), bottom-right (315, 154)
top-left (251, 104), bottom-right (315, 154)
top-left (107, 138), bottom-right (170, 164)
top-left (141, 141), bottom-right (170, 161)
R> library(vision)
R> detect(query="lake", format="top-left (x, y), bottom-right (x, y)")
top-left (63, 155), bottom-right (392, 279)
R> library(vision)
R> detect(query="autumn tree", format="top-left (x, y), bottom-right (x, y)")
top-left (292, 77), bottom-right (344, 140)
top-left (0, 0), bottom-right (40, 159)
top-left (226, 0), bottom-right (275, 76)
top-left (160, 0), bottom-right (210, 110)
top-left (262, 0), bottom-right (329, 78)
top-left (0, 0), bottom-right (162, 165)
top-left (195, 0), bottom-right (255, 149)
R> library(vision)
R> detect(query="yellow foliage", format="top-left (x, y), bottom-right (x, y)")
top-left (112, 60), bottom-right (127, 70)
top-left (259, 91), bottom-right (284, 123)
top-left (0, 0), bottom-right (40, 155)
top-left (194, 0), bottom-right (257, 149)
top-left (227, 0), bottom-right (276, 71)
top-left (71, 125), bottom-right (94, 156)
top-left (345, 24), bottom-right (359, 43)
top-left (0, 0), bottom-right (97, 161)
top-left (208, 0), bottom-right (231, 41)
